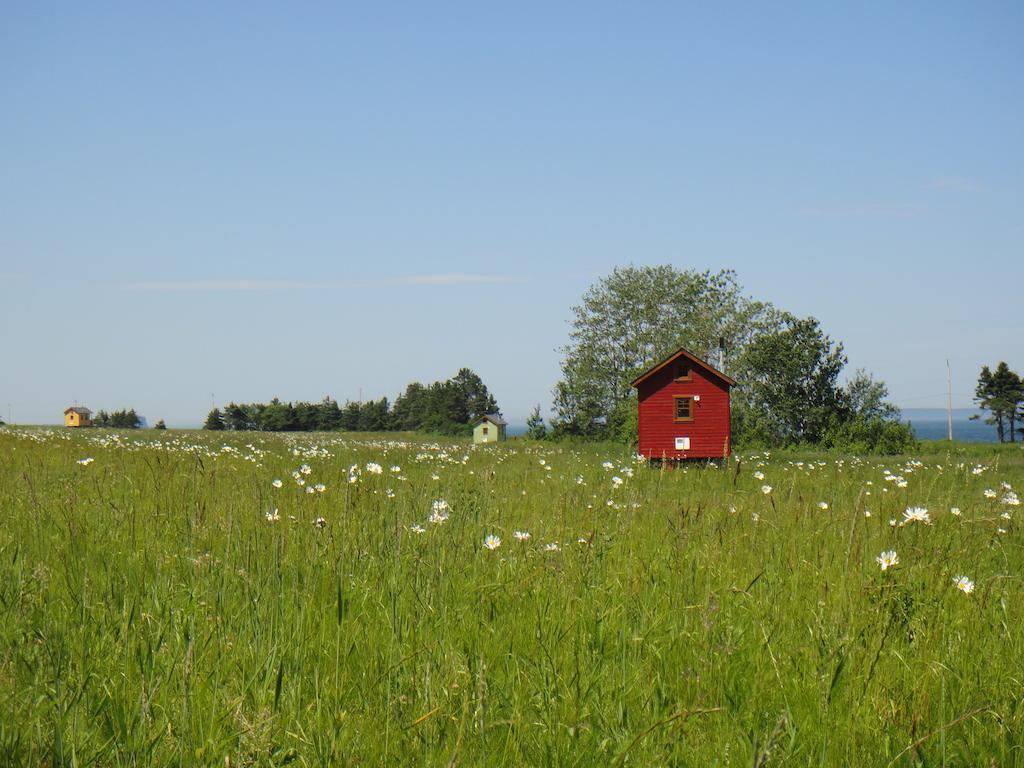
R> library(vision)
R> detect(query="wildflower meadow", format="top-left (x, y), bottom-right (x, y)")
top-left (1, 427), bottom-right (1022, 765)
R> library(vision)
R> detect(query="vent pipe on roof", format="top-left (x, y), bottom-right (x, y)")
top-left (718, 337), bottom-right (726, 373)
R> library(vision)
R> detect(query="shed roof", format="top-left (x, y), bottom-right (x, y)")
top-left (474, 413), bottom-right (507, 426)
top-left (630, 346), bottom-right (736, 389)
top-left (64, 406), bottom-right (92, 415)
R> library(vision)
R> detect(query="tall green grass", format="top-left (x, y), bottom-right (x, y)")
top-left (1, 428), bottom-right (1021, 765)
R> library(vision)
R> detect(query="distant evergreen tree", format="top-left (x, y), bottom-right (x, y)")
top-left (294, 401), bottom-right (320, 431)
top-left (453, 368), bottom-right (499, 421)
top-left (107, 408), bottom-right (141, 428)
top-left (975, 362), bottom-right (1023, 443)
top-left (392, 382), bottom-right (430, 431)
top-left (317, 397), bottom-right (343, 430)
top-left (357, 398), bottom-right (392, 431)
top-left (340, 400), bottom-right (361, 431)
top-left (260, 398), bottom-right (296, 431)
top-left (526, 404), bottom-right (547, 439)
top-left (204, 408), bottom-right (226, 431)
top-left (224, 403), bottom-right (249, 431)
top-left (154, 419), bottom-right (167, 430)
top-left (390, 369), bottom-right (500, 435)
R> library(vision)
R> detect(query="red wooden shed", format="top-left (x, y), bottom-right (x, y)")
top-left (630, 347), bottom-right (736, 460)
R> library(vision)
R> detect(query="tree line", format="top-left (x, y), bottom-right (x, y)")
top-left (204, 368), bottom-right (499, 436)
top-left (975, 362), bottom-right (1024, 442)
top-left (93, 409), bottom-right (143, 429)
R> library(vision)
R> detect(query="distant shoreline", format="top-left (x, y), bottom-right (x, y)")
top-left (900, 408), bottom-right (998, 443)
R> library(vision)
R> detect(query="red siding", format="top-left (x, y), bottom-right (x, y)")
top-left (636, 364), bottom-right (731, 459)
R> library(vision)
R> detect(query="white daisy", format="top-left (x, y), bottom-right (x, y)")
top-left (901, 506), bottom-right (931, 526)
top-left (876, 550), bottom-right (899, 571)
top-left (952, 575), bottom-right (974, 594)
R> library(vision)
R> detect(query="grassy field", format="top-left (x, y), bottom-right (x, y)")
top-left (1, 427), bottom-right (1022, 766)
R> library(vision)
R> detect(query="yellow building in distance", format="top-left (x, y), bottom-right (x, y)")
top-left (64, 407), bottom-right (92, 427)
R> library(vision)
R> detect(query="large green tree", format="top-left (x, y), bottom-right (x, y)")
top-left (553, 265), bottom-right (777, 435)
top-left (736, 316), bottom-right (847, 445)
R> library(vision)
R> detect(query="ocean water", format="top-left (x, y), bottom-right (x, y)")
top-left (901, 408), bottom-right (1000, 443)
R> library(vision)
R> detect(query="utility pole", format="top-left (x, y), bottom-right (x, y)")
top-left (946, 360), bottom-right (954, 441)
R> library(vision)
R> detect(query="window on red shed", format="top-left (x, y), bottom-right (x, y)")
top-left (674, 359), bottom-right (692, 381)
top-left (674, 396), bottom-right (693, 421)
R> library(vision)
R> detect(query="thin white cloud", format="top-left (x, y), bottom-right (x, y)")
top-left (794, 202), bottom-right (926, 218)
top-left (396, 273), bottom-right (523, 286)
top-left (118, 273), bottom-right (524, 292)
top-left (926, 176), bottom-right (982, 193)
top-left (120, 279), bottom-right (312, 292)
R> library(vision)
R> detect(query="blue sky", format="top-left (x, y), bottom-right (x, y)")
top-left (2, 2), bottom-right (1021, 426)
